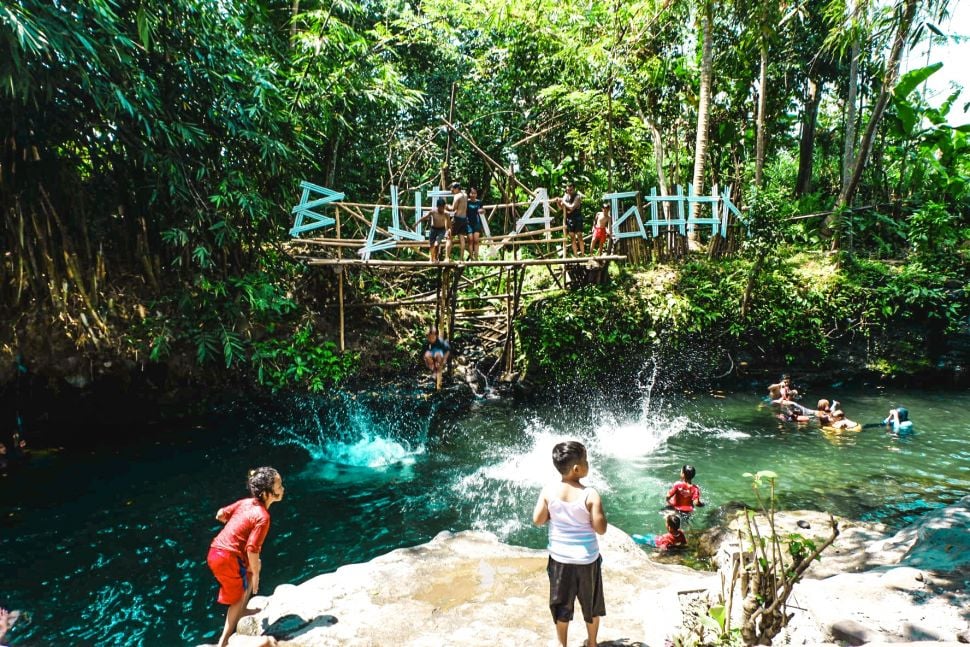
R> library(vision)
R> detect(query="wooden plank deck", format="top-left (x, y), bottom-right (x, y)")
top-left (301, 255), bottom-right (626, 268)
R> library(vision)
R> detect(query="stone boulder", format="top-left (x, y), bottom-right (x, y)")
top-left (218, 525), bottom-right (716, 647)
top-left (707, 497), bottom-right (970, 646)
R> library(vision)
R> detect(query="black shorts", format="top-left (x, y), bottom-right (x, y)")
top-left (451, 217), bottom-right (468, 235)
top-left (547, 555), bottom-right (605, 624)
top-left (566, 214), bottom-right (584, 234)
top-left (429, 227), bottom-right (447, 245)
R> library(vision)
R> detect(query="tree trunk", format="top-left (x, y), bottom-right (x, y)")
top-left (689, 0), bottom-right (714, 243)
top-left (842, 37), bottom-right (860, 193)
top-left (831, 0), bottom-right (917, 250)
top-left (290, 0), bottom-right (300, 41)
top-left (607, 89), bottom-right (615, 192)
top-left (754, 44), bottom-right (768, 188)
top-left (795, 77), bottom-right (822, 196)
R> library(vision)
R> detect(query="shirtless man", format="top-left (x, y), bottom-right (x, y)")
top-left (556, 183), bottom-right (584, 256)
top-left (447, 182), bottom-right (469, 262)
top-left (417, 198), bottom-right (451, 263)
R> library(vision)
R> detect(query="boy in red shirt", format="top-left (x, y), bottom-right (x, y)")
top-left (666, 464), bottom-right (703, 513)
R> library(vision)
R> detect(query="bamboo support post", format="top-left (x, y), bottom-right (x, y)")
top-left (441, 118), bottom-right (534, 197)
top-left (337, 209), bottom-right (345, 351)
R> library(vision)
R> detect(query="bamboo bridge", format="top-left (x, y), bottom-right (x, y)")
top-left (286, 180), bottom-right (740, 382)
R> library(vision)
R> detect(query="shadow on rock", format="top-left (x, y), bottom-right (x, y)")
top-left (262, 613), bottom-right (338, 640)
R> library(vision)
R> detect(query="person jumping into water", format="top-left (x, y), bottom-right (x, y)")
top-left (207, 467), bottom-right (285, 647)
top-left (422, 327), bottom-right (450, 388)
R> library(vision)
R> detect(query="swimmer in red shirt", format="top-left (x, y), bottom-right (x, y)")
top-left (207, 467), bottom-right (285, 647)
top-left (654, 513), bottom-right (688, 551)
top-left (666, 464), bottom-right (704, 513)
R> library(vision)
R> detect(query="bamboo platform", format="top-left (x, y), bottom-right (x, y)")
top-left (302, 255), bottom-right (625, 268)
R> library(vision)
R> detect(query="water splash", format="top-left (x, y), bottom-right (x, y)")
top-left (276, 391), bottom-right (431, 477)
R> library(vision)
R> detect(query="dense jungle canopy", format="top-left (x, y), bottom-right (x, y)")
top-left (1, 0), bottom-right (968, 389)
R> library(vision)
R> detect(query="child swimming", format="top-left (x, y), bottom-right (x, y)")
top-left (666, 464), bottom-right (704, 513)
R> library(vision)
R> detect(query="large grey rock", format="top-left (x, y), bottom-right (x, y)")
top-left (734, 497), bottom-right (970, 646)
top-left (225, 525), bottom-right (716, 647)
top-left (213, 497), bottom-right (970, 647)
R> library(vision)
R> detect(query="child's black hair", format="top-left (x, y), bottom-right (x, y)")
top-left (665, 513), bottom-right (681, 531)
top-left (682, 464), bottom-right (696, 482)
top-left (436, 197), bottom-right (447, 207)
top-left (248, 466), bottom-right (280, 502)
top-left (552, 441), bottom-right (587, 475)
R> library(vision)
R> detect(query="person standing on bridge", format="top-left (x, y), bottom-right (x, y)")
top-left (447, 181), bottom-right (469, 262)
top-left (417, 198), bottom-right (450, 263)
top-left (591, 202), bottom-right (612, 257)
top-left (466, 187), bottom-right (484, 261)
top-left (556, 183), bottom-right (585, 256)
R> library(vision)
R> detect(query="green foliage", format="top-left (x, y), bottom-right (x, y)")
top-left (141, 271), bottom-right (357, 387)
top-left (2, 0), bottom-right (969, 391)
top-left (517, 279), bottom-right (651, 382)
top-left (519, 251), bottom-right (968, 385)
top-left (251, 326), bottom-right (357, 392)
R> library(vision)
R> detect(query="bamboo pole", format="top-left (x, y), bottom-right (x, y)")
top-left (304, 256), bottom-right (625, 267)
top-left (337, 209), bottom-right (345, 352)
top-left (441, 118), bottom-right (534, 197)
top-left (442, 82), bottom-right (457, 190)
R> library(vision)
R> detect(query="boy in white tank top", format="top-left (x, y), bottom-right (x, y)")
top-left (532, 441), bottom-right (608, 647)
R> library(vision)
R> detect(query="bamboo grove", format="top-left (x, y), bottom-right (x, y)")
top-left (1, 0), bottom-right (967, 383)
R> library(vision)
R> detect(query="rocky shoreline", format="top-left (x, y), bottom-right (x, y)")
top-left (209, 497), bottom-right (970, 647)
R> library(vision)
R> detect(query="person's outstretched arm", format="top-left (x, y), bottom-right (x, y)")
top-left (588, 489), bottom-right (607, 534)
top-left (532, 488), bottom-right (549, 526)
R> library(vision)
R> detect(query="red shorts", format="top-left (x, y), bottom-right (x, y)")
top-left (592, 227), bottom-right (608, 245)
top-left (207, 547), bottom-right (249, 605)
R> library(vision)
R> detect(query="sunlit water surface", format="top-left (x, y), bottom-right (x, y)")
top-left (2, 382), bottom-right (968, 645)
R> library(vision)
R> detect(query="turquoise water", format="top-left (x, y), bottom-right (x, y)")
top-left (1, 382), bottom-right (968, 645)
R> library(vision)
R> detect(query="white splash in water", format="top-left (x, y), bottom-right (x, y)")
top-left (276, 394), bottom-right (428, 474)
top-left (591, 415), bottom-right (690, 458)
top-left (311, 434), bottom-right (423, 468)
top-left (707, 427), bottom-right (750, 441)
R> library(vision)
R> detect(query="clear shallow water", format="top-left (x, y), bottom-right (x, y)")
top-left (1, 383), bottom-right (968, 645)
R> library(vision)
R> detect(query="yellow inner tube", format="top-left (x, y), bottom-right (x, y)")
top-left (822, 423), bottom-right (862, 433)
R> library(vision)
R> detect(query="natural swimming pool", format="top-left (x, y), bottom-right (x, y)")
top-left (2, 381), bottom-right (968, 645)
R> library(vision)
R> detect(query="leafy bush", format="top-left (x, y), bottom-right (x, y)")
top-left (251, 326), bottom-right (357, 392)
top-left (140, 271), bottom-right (358, 388)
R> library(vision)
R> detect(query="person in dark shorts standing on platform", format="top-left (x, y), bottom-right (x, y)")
top-left (533, 441), bottom-right (607, 647)
top-left (446, 182), bottom-right (469, 261)
top-left (466, 187), bottom-right (484, 260)
top-left (557, 183), bottom-right (585, 256)
top-left (417, 198), bottom-right (450, 263)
